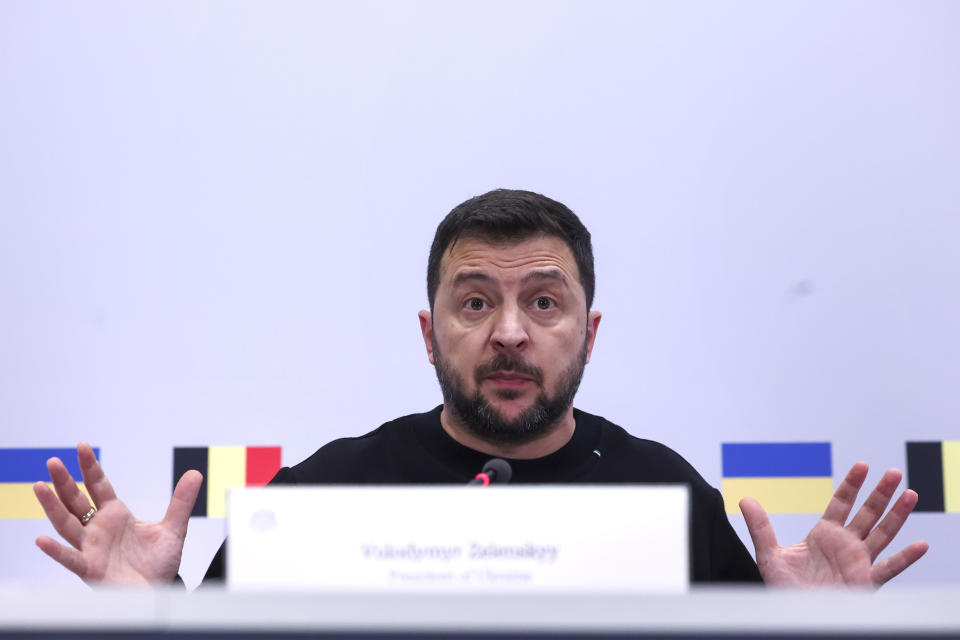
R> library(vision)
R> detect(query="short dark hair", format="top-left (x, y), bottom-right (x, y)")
top-left (427, 189), bottom-right (595, 310)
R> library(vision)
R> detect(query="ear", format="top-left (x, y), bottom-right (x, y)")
top-left (418, 310), bottom-right (435, 365)
top-left (584, 310), bottom-right (602, 364)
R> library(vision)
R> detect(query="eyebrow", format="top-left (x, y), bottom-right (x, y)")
top-left (521, 269), bottom-right (568, 286)
top-left (450, 269), bottom-right (568, 288)
top-left (451, 271), bottom-right (494, 288)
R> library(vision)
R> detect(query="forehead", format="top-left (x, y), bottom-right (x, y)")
top-left (439, 234), bottom-right (581, 287)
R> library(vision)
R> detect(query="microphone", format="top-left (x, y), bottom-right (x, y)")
top-left (467, 458), bottom-right (512, 486)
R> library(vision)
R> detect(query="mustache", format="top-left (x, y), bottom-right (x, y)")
top-left (474, 353), bottom-right (544, 386)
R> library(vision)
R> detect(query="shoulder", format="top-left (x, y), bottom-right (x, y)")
top-left (577, 410), bottom-right (761, 582)
top-left (576, 409), bottom-right (713, 490)
top-left (271, 407), bottom-right (441, 484)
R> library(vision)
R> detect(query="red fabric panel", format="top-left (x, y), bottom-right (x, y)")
top-left (245, 446), bottom-right (282, 486)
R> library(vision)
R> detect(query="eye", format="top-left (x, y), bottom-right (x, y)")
top-left (465, 297), bottom-right (487, 312)
top-left (534, 296), bottom-right (555, 310)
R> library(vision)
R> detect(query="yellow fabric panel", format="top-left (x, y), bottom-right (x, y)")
top-left (0, 482), bottom-right (93, 519)
top-left (943, 441), bottom-right (960, 514)
top-left (722, 477), bottom-right (834, 514)
top-left (207, 446), bottom-right (246, 518)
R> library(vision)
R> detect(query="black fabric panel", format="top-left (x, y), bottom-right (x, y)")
top-left (173, 447), bottom-right (208, 517)
top-left (906, 441), bottom-right (944, 512)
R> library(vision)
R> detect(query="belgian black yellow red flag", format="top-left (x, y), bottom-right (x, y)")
top-left (906, 441), bottom-right (960, 513)
top-left (172, 446), bottom-right (281, 518)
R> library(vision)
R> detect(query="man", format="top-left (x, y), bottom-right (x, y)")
top-left (34, 189), bottom-right (928, 586)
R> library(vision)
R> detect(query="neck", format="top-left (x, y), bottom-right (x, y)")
top-left (438, 404), bottom-right (576, 460)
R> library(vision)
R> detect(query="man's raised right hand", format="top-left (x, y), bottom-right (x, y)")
top-left (33, 442), bottom-right (202, 585)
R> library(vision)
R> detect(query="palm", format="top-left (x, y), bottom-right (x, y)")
top-left (741, 463), bottom-right (928, 588)
top-left (34, 443), bottom-right (202, 585)
top-left (79, 504), bottom-right (182, 584)
top-left (756, 520), bottom-right (873, 586)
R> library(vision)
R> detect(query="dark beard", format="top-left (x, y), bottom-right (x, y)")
top-left (432, 337), bottom-right (587, 446)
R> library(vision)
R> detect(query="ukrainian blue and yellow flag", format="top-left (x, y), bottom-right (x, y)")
top-left (0, 448), bottom-right (99, 519)
top-left (722, 442), bottom-right (833, 514)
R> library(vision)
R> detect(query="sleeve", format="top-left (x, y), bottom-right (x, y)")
top-left (705, 488), bottom-right (763, 583)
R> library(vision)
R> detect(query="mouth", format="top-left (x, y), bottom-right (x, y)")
top-left (485, 372), bottom-right (534, 388)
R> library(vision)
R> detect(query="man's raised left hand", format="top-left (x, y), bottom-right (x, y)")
top-left (740, 462), bottom-right (929, 587)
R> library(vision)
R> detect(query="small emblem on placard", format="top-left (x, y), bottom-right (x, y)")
top-left (250, 509), bottom-right (278, 532)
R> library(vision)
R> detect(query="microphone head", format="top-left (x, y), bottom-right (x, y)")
top-left (482, 458), bottom-right (512, 484)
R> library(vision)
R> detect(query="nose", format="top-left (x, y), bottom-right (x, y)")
top-left (490, 304), bottom-right (529, 355)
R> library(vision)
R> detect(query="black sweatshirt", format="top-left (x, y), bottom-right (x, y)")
top-left (201, 406), bottom-right (762, 584)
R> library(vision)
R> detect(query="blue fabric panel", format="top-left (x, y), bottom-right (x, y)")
top-left (0, 448), bottom-right (100, 482)
top-left (722, 442), bottom-right (831, 477)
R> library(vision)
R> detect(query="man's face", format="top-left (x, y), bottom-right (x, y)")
top-left (419, 234), bottom-right (601, 444)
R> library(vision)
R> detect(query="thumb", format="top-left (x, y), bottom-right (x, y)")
top-left (163, 470), bottom-right (203, 536)
top-left (740, 496), bottom-right (779, 557)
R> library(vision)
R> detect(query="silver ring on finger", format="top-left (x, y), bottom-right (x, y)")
top-left (80, 507), bottom-right (96, 525)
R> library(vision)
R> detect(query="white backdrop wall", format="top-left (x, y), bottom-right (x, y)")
top-left (1, 1), bottom-right (958, 589)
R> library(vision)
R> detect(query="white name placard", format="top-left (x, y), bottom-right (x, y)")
top-left (226, 486), bottom-right (689, 592)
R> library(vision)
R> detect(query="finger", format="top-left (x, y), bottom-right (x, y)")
top-left (865, 489), bottom-right (920, 561)
top-left (77, 441), bottom-right (118, 508)
top-left (162, 470), bottom-right (203, 537)
top-left (871, 540), bottom-right (929, 587)
top-left (46, 457), bottom-right (94, 519)
top-left (35, 535), bottom-right (89, 580)
top-left (33, 482), bottom-right (85, 549)
top-left (821, 462), bottom-right (869, 524)
top-left (846, 468), bottom-right (901, 539)
top-left (740, 497), bottom-right (779, 558)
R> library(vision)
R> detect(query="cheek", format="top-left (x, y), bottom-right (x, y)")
top-left (545, 320), bottom-right (585, 350)
top-left (540, 328), bottom-right (585, 372)
top-left (438, 324), bottom-right (486, 362)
